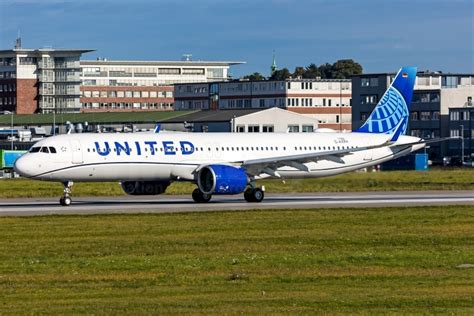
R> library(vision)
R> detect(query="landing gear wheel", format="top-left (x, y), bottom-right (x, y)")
top-left (244, 188), bottom-right (264, 203)
top-left (59, 181), bottom-right (74, 206)
top-left (192, 188), bottom-right (212, 203)
top-left (59, 196), bottom-right (72, 206)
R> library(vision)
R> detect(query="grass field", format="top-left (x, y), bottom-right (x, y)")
top-left (0, 168), bottom-right (473, 198)
top-left (0, 206), bottom-right (473, 314)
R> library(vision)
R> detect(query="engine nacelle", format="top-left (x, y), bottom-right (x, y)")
top-left (197, 164), bottom-right (248, 195)
top-left (121, 181), bottom-right (170, 195)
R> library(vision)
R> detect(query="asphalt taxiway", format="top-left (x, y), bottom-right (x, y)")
top-left (0, 190), bottom-right (473, 216)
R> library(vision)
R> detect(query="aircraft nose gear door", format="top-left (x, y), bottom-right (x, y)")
top-left (70, 139), bottom-right (83, 164)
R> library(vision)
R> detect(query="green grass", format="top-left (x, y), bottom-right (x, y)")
top-left (0, 206), bottom-right (473, 314)
top-left (0, 168), bottom-right (473, 198)
top-left (0, 110), bottom-right (196, 125)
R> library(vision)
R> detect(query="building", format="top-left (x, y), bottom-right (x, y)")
top-left (173, 78), bottom-right (352, 130)
top-left (80, 59), bottom-right (244, 112)
top-left (448, 103), bottom-right (474, 161)
top-left (0, 48), bottom-right (93, 114)
top-left (352, 71), bottom-right (474, 160)
top-left (160, 108), bottom-right (319, 133)
top-left (0, 43), bottom-right (244, 114)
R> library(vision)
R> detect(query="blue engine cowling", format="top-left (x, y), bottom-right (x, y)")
top-left (197, 164), bottom-right (249, 195)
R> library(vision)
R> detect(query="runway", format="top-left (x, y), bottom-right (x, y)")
top-left (0, 190), bottom-right (473, 216)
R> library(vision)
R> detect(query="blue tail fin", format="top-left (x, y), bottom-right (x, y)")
top-left (356, 67), bottom-right (417, 138)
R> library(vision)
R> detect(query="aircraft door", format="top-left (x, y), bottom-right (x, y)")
top-left (70, 139), bottom-right (84, 164)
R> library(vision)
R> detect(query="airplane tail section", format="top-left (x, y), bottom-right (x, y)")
top-left (356, 67), bottom-right (417, 139)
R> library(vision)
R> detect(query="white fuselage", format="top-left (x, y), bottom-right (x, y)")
top-left (14, 132), bottom-right (424, 183)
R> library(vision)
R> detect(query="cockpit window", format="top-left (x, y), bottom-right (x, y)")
top-left (49, 147), bottom-right (57, 154)
top-left (29, 147), bottom-right (41, 153)
top-left (40, 147), bottom-right (50, 153)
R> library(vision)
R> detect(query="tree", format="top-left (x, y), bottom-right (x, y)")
top-left (269, 68), bottom-right (291, 80)
top-left (292, 66), bottom-right (305, 78)
top-left (302, 63), bottom-right (320, 79)
top-left (318, 63), bottom-right (333, 79)
top-left (242, 72), bottom-right (266, 81)
top-left (330, 59), bottom-right (363, 79)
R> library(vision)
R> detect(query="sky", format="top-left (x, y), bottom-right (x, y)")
top-left (0, 0), bottom-right (473, 77)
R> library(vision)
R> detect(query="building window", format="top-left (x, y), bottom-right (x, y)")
top-left (430, 92), bottom-right (440, 102)
top-left (361, 77), bottom-right (379, 87)
top-left (410, 112), bottom-right (418, 121)
top-left (158, 68), bottom-right (180, 75)
top-left (432, 111), bottom-right (440, 120)
top-left (450, 111), bottom-right (460, 121)
top-left (450, 129), bottom-right (460, 137)
top-left (248, 125), bottom-right (260, 133)
top-left (362, 95), bottom-right (378, 104)
top-left (262, 125), bottom-right (274, 133)
top-left (302, 125), bottom-right (313, 133)
top-left (259, 99), bottom-right (265, 107)
top-left (207, 68), bottom-right (223, 78)
top-left (182, 68), bottom-right (205, 75)
top-left (236, 125), bottom-right (245, 133)
top-left (288, 125), bottom-right (299, 133)
top-left (442, 76), bottom-right (458, 88)
top-left (420, 111), bottom-right (431, 120)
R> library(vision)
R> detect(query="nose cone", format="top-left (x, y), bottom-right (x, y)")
top-left (13, 154), bottom-right (36, 178)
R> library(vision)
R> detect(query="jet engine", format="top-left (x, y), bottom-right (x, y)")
top-left (197, 164), bottom-right (248, 195)
top-left (121, 181), bottom-right (170, 195)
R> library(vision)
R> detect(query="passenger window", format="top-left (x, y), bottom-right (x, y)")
top-left (49, 147), bottom-right (57, 153)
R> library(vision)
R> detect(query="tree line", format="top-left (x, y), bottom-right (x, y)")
top-left (242, 59), bottom-right (363, 81)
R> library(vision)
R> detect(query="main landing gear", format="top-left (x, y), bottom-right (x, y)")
top-left (191, 186), bottom-right (265, 203)
top-left (244, 187), bottom-right (264, 203)
top-left (192, 188), bottom-right (212, 203)
top-left (59, 181), bottom-right (73, 206)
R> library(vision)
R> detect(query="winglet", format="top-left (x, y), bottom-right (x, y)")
top-left (154, 123), bottom-right (161, 133)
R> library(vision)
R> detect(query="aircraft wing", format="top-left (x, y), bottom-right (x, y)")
top-left (238, 140), bottom-right (391, 178)
top-left (388, 137), bottom-right (453, 149)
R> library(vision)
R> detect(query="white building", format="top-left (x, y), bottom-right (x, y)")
top-left (174, 79), bottom-right (352, 130)
top-left (161, 108), bottom-right (320, 133)
top-left (80, 59), bottom-right (244, 112)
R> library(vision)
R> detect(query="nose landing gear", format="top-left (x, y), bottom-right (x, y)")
top-left (59, 181), bottom-right (73, 206)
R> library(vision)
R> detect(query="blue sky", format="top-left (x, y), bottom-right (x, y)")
top-left (1, 0), bottom-right (472, 77)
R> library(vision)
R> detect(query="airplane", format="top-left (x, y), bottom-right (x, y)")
top-left (14, 66), bottom-right (438, 206)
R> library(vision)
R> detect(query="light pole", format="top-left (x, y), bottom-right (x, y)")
top-left (339, 81), bottom-right (342, 131)
top-left (460, 124), bottom-right (464, 164)
top-left (10, 111), bottom-right (13, 150)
